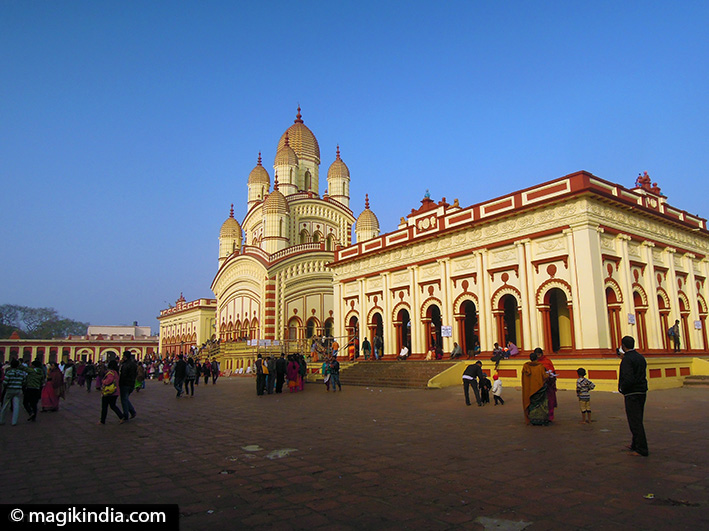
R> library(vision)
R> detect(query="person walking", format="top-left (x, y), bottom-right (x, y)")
top-left (521, 351), bottom-right (549, 425)
top-left (0, 359), bottom-right (28, 426)
top-left (491, 374), bottom-right (504, 405)
top-left (22, 359), bottom-right (45, 422)
top-left (119, 351), bottom-right (137, 421)
top-left (462, 361), bottom-right (484, 406)
top-left (536, 348), bottom-right (558, 422)
top-left (211, 358), bottom-right (220, 385)
top-left (275, 353), bottom-right (287, 393)
top-left (99, 359), bottom-right (124, 425)
top-left (184, 358), bottom-right (196, 397)
top-left (618, 336), bottom-right (649, 456)
top-left (84, 360), bottom-right (96, 392)
top-left (255, 355), bottom-right (266, 396)
top-left (361, 337), bottom-right (371, 361)
top-left (329, 356), bottom-right (342, 392)
top-left (173, 354), bottom-right (187, 398)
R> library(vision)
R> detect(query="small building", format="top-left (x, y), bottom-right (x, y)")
top-left (157, 294), bottom-right (217, 355)
top-left (330, 171), bottom-right (709, 358)
top-left (0, 329), bottom-right (159, 364)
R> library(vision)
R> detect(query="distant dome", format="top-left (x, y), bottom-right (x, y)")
top-left (277, 106), bottom-right (320, 163)
top-left (274, 132), bottom-right (299, 166)
top-left (248, 153), bottom-right (270, 185)
top-left (220, 205), bottom-right (242, 238)
top-left (327, 145), bottom-right (350, 180)
top-left (263, 180), bottom-right (290, 213)
top-left (356, 195), bottom-right (379, 232)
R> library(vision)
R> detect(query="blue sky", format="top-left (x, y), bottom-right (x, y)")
top-left (2, 1), bottom-right (708, 333)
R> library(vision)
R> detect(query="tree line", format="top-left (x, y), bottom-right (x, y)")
top-left (0, 304), bottom-right (89, 339)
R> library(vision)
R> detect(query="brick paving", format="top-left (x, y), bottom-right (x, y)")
top-left (1, 377), bottom-right (708, 530)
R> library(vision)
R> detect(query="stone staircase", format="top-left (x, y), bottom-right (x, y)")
top-left (335, 361), bottom-right (458, 389)
top-left (683, 375), bottom-right (709, 388)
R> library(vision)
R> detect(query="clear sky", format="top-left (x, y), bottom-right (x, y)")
top-left (2, 1), bottom-right (708, 333)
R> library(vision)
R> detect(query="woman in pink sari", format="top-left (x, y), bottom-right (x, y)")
top-left (41, 362), bottom-right (64, 412)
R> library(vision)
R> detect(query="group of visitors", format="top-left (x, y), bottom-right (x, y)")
top-left (253, 353), bottom-right (307, 395)
top-left (0, 349), bottom-right (143, 427)
top-left (464, 335), bottom-right (649, 458)
top-left (169, 354), bottom-right (221, 398)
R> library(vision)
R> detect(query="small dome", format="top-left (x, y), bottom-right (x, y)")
top-left (277, 106), bottom-right (320, 163)
top-left (274, 132), bottom-right (299, 166)
top-left (220, 204), bottom-right (242, 238)
top-left (356, 195), bottom-right (379, 232)
top-left (248, 153), bottom-right (270, 185)
top-left (327, 145), bottom-right (350, 180)
top-left (263, 178), bottom-right (290, 213)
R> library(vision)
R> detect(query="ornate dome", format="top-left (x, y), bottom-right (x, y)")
top-left (262, 177), bottom-right (290, 213)
top-left (274, 131), bottom-right (299, 166)
top-left (220, 204), bottom-right (242, 238)
top-left (277, 106), bottom-right (320, 163)
top-left (248, 153), bottom-right (270, 185)
top-left (356, 194), bottom-right (379, 232)
top-left (327, 145), bottom-right (350, 180)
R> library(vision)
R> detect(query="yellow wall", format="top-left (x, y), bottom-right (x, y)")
top-left (428, 357), bottom-right (707, 392)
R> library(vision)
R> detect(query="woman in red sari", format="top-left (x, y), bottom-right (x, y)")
top-left (536, 348), bottom-right (558, 422)
top-left (41, 362), bottom-right (64, 412)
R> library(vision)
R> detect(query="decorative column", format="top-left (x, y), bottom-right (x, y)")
top-left (617, 234), bottom-right (634, 339)
top-left (515, 239), bottom-right (533, 351)
top-left (408, 266), bottom-right (422, 355)
top-left (439, 258), bottom-right (453, 353)
top-left (476, 249), bottom-right (492, 351)
top-left (684, 253), bottom-right (700, 351)
top-left (568, 221), bottom-right (610, 351)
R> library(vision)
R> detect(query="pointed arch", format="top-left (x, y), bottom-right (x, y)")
top-left (453, 292), bottom-right (479, 313)
top-left (419, 296), bottom-right (443, 320)
top-left (631, 283), bottom-right (648, 307)
top-left (391, 301), bottom-right (412, 321)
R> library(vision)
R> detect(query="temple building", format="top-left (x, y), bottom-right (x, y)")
top-left (330, 171), bottom-right (709, 358)
top-left (209, 108), bottom-right (377, 363)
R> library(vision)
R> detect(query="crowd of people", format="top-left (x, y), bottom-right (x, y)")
top-left (251, 353), bottom-right (309, 395)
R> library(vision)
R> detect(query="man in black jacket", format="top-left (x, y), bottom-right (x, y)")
top-left (119, 351), bottom-right (138, 420)
top-left (275, 353), bottom-right (287, 393)
top-left (173, 354), bottom-right (187, 398)
top-left (462, 361), bottom-right (484, 406)
top-left (618, 336), bottom-right (649, 456)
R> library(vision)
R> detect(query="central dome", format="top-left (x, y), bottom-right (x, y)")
top-left (277, 107), bottom-right (320, 164)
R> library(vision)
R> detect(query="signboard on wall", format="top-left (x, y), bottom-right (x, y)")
top-left (441, 326), bottom-right (452, 337)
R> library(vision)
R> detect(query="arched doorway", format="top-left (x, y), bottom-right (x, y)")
top-left (323, 318), bottom-right (334, 338)
top-left (679, 296), bottom-right (691, 351)
top-left (657, 293), bottom-right (670, 351)
top-left (306, 317), bottom-right (319, 339)
top-left (369, 312), bottom-right (384, 357)
top-left (544, 288), bottom-right (573, 353)
top-left (426, 305), bottom-right (442, 350)
top-left (287, 317), bottom-right (301, 341)
top-left (347, 315), bottom-right (359, 348)
top-left (395, 308), bottom-right (411, 353)
top-left (606, 288), bottom-right (622, 349)
top-left (497, 294), bottom-right (520, 346)
top-left (459, 300), bottom-right (478, 356)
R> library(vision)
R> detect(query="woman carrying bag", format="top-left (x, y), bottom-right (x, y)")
top-left (99, 360), bottom-right (124, 424)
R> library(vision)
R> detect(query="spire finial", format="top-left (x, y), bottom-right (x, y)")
top-left (336, 144), bottom-right (341, 160)
top-left (365, 194), bottom-right (370, 209)
top-left (229, 203), bottom-right (234, 218)
top-left (294, 105), bottom-right (303, 124)
top-left (257, 152), bottom-right (262, 166)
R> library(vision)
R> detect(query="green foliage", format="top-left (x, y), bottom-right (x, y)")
top-left (0, 304), bottom-right (89, 339)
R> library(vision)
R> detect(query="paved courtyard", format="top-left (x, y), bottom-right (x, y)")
top-left (1, 376), bottom-right (708, 530)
